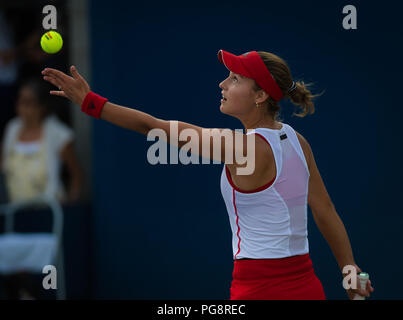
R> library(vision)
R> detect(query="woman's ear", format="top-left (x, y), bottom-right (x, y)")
top-left (255, 89), bottom-right (270, 104)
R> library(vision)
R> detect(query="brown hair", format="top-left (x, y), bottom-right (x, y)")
top-left (254, 51), bottom-right (323, 120)
top-left (19, 78), bottom-right (53, 119)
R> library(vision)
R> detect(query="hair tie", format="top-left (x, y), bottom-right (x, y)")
top-left (288, 81), bottom-right (297, 93)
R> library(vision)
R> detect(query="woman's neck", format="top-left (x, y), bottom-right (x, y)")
top-left (242, 115), bottom-right (280, 131)
top-left (22, 117), bottom-right (43, 129)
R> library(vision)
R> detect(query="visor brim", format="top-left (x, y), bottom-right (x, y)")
top-left (218, 50), bottom-right (251, 78)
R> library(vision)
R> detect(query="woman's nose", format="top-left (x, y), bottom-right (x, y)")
top-left (219, 80), bottom-right (225, 90)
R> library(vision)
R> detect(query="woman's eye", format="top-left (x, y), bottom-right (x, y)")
top-left (232, 76), bottom-right (238, 82)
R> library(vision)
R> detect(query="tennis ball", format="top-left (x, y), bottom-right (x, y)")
top-left (40, 31), bottom-right (63, 54)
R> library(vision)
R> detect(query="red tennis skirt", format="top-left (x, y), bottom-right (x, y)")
top-left (230, 253), bottom-right (326, 300)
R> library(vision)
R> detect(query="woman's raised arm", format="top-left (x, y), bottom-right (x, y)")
top-left (42, 66), bottom-right (255, 170)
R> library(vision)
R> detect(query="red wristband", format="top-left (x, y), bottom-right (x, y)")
top-left (81, 91), bottom-right (108, 119)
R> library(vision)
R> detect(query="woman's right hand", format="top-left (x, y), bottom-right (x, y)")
top-left (42, 66), bottom-right (90, 106)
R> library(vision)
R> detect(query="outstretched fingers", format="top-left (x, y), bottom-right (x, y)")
top-left (42, 68), bottom-right (73, 85)
top-left (70, 65), bottom-right (84, 82)
top-left (50, 90), bottom-right (68, 98)
top-left (42, 66), bottom-right (90, 105)
top-left (43, 75), bottom-right (63, 90)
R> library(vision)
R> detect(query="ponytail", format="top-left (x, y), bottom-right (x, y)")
top-left (288, 81), bottom-right (322, 118)
top-left (256, 51), bottom-right (323, 120)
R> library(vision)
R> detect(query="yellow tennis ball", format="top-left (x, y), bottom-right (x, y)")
top-left (40, 31), bottom-right (63, 54)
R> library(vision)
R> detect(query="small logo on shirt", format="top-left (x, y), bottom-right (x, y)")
top-left (280, 134), bottom-right (287, 140)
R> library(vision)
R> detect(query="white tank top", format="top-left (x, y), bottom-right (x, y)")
top-left (220, 123), bottom-right (310, 259)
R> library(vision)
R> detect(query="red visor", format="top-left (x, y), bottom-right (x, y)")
top-left (218, 50), bottom-right (284, 102)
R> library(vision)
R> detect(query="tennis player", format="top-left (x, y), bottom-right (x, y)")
top-left (42, 49), bottom-right (374, 300)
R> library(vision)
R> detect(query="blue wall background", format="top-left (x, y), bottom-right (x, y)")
top-left (88, 0), bottom-right (402, 299)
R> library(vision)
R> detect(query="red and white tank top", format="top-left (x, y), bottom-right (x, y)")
top-left (220, 123), bottom-right (310, 259)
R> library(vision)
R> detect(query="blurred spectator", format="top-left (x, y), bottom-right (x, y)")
top-left (1, 78), bottom-right (83, 204)
top-left (0, 78), bottom-right (80, 299)
top-left (0, 2), bottom-right (79, 300)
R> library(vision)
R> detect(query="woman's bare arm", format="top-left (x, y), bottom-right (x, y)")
top-left (306, 145), bottom-right (356, 270)
top-left (297, 132), bottom-right (374, 299)
top-left (42, 66), bottom-right (256, 168)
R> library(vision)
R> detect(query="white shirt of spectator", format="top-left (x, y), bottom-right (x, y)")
top-left (2, 115), bottom-right (74, 202)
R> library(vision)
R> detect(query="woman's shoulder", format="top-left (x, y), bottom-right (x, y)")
top-left (2, 118), bottom-right (22, 155)
top-left (293, 129), bottom-right (312, 170)
top-left (44, 115), bottom-right (70, 129)
top-left (254, 122), bottom-right (288, 133)
top-left (3, 117), bottom-right (22, 140)
top-left (44, 115), bottom-right (73, 135)
top-left (5, 117), bottom-right (22, 130)
top-left (44, 115), bottom-right (74, 147)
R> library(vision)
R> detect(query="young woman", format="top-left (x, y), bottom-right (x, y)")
top-left (0, 79), bottom-right (83, 300)
top-left (1, 78), bottom-right (82, 204)
top-left (42, 49), bottom-right (374, 300)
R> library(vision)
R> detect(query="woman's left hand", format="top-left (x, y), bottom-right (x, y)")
top-left (345, 264), bottom-right (375, 300)
top-left (42, 66), bottom-right (90, 106)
